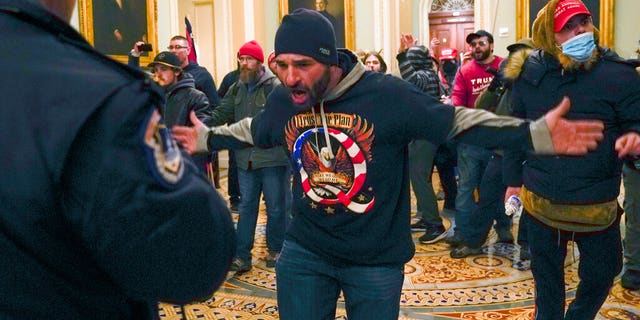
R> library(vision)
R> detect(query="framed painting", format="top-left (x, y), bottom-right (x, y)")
top-left (78, 0), bottom-right (158, 64)
top-left (279, 0), bottom-right (355, 50)
top-left (516, 0), bottom-right (614, 47)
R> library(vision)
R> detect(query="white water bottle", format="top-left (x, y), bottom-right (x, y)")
top-left (505, 195), bottom-right (523, 218)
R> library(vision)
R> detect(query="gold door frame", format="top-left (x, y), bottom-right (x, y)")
top-left (78, 0), bottom-right (158, 64)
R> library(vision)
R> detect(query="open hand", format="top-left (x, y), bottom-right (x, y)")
top-left (545, 97), bottom-right (604, 155)
top-left (172, 111), bottom-right (205, 154)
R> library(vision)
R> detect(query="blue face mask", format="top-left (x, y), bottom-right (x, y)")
top-left (561, 32), bottom-right (595, 62)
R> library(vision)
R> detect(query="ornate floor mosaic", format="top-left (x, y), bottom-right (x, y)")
top-left (158, 153), bottom-right (640, 319)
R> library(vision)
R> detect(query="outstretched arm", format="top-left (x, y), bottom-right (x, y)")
top-left (451, 97), bottom-right (604, 155)
top-left (539, 97), bottom-right (604, 154)
top-left (172, 111), bottom-right (253, 154)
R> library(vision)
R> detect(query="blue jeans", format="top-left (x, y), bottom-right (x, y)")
top-left (623, 164), bottom-right (640, 271)
top-left (454, 143), bottom-right (492, 236)
top-left (236, 166), bottom-right (289, 261)
top-left (464, 155), bottom-right (514, 247)
top-left (276, 240), bottom-right (404, 320)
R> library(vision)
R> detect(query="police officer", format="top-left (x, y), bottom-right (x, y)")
top-left (0, 0), bottom-right (235, 318)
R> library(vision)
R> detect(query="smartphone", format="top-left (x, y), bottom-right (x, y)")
top-left (137, 43), bottom-right (153, 52)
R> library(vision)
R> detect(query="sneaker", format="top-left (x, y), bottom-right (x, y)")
top-left (436, 190), bottom-right (445, 200)
top-left (418, 224), bottom-right (447, 244)
top-left (621, 269), bottom-right (640, 290)
top-left (411, 219), bottom-right (428, 231)
top-left (229, 202), bottom-right (239, 214)
top-left (496, 227), bottom-right (515, 244)
top-left (229, 258), bottom-right (251, 274)
top-left (450, 245), bottom-right (482, 259)
top-left (519, 243), bottom-right (531, 261)
top-left (444, 232), bottom-right (463, 247)
top-left (266, 252), bottom-right (279, 268)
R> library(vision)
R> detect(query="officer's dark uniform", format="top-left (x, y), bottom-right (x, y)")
top-left (0, 1), bottom-right (235, 318)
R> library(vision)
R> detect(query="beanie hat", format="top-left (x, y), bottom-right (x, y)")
top-left (438, 47), bottom-right (458, 61)
top-left (553, 0), bottom-right (591, 32)
top-left (275, 8), bottom-right (338, 65)
top-left (148, 51), bottom-right (182, 71)
top-left (238, 40), bottom-right (264, 63)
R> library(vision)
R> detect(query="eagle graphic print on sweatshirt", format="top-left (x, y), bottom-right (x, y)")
top-left (285, 112), bottom-right (375, 214)
top-left (246, 49), bottom-right (531, 266)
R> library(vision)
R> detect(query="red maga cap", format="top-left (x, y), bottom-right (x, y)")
top-left (438, 48), bottom-right (458, 61)
top-left (554, 0), bottom-right (591, 32)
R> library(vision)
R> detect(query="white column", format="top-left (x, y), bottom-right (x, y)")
top-left (215, 0), bottom-right (235, 83)
top-left (244, 0), bottom-right (255, 41)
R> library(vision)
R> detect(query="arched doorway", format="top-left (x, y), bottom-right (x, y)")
top-left (427, 0), bottom-right (474, 60)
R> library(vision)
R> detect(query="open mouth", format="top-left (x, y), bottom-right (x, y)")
top-left (290, 89), bottom-right (308, 105)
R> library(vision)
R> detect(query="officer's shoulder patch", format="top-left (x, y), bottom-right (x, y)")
top-left (141, 109), bottom-right (184, 187)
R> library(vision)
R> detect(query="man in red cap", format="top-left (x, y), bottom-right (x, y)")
top-left (197, 40), bottom-right (289, 273)
top-left (503, 0), bottom-right (640, 319)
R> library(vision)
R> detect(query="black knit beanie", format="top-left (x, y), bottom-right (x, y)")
top-left (275, 8), bottom-right (338, 65)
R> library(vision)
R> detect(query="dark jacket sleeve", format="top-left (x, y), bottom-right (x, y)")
top-left (203, 84), bottom-right (236, 127)
top-left (127, 53), bottom-right (140, 69)
top-left (501, 86), bottom-right (527, 187)
top-left (191, 90), bottom-right (214, 125)
top-left (63, 83), bottom-right (235, 303)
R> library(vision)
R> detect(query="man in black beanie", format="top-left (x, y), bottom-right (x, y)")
top-left (173, 8), bottom-right (632, 320)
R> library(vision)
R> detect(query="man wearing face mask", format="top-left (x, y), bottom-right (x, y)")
top-left (502, 0), bottom-right (640, 318)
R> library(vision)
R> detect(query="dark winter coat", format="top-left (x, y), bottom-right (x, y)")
top-left (204, 67), bottom-right (288, 170)
top-left (163, 73), bottom-right (213, 127)
top-left (505, 47), bottom-right (640, 204)
top-left (0, 1), bottom-right (235, 318)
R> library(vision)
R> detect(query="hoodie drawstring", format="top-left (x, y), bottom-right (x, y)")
top-left (310, 101), bottom-right (335, 167)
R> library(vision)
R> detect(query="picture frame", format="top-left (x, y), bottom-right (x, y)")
top-left (516, 0), bottom-right (614, 48)
top-left (78, 0), bottom-right (158, 65)
top-left (279, 0), bottom-right (355, 50)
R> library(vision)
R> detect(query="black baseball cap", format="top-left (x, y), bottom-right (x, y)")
top-left (466, 30), bottom-right (494, 44)
top-left (148, 51), bottom-right (182, 71)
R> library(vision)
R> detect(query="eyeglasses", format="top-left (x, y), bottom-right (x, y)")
top-left (237, 56), bottom-right (257, 63)
top-left (469, 40), bottom-right (488, 47)
top-left (167, 45), bottom-right (188, 50)
top-left (561, 16), bottom-right (593, 32)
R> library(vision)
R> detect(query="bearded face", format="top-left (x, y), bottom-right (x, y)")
top-left (238, 55), bottom-right (261, 84)
top-left (285, 64), bottom-right (332, 110)
top-left (468, 36), bottom-right (493, 62)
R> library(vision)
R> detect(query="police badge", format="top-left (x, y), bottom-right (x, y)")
top-left (141, 109), bottom-right (184, 186)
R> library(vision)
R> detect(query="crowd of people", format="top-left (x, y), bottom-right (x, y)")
top-left (5, 0), bottom-right (640, 319)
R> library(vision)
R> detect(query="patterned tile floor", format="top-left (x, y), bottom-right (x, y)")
top-left (158, 152), bottom-right (640, 319)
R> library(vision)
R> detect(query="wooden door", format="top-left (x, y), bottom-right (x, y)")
top-left (428, 10), bottom-right (474, 60)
